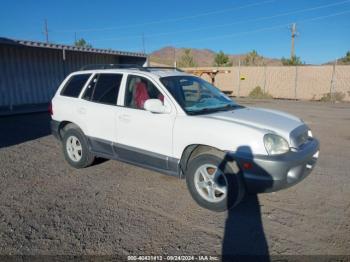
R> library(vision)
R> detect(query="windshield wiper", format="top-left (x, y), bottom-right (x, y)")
top-left (187, 104), bottom-right (242, 115)
top-left (187, 108), bottom-right (217, 115)
top-left (215, 104), bottom-right (242, 112)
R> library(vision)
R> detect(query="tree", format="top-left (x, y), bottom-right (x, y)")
top-left (74, 38), bottom-right (92, 48)
top-left (178, 48), bottom-right (197, 67)
top-left (341, 51), bottom-right (350, 63)
top-left (244, 50), bottom-right (263, 66)
top-left (214, 51), bottom-right (232, 67)
top-left (281, 55), bottom-right (303, 65)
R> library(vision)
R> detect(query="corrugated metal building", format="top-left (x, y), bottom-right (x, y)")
top-left (0, 37), bottom-right (147, 113)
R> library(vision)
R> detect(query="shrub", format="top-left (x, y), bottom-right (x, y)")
top-left (248, 86), bottom-right (273, 99)
top-left (320, 92), bottom-right (346, 102)
top-left (214, 51), bottom-right (232, 67)
top-left (178, 49), bottom-right (197, 67)
top-left (281, 55), bottom-right (303, 65)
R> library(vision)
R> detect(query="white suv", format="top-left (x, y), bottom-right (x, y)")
top-left (51, 65), bottom-right (319, 211)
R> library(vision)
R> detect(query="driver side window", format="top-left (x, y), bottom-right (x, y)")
top-left (124, 75), bottom-right (164, 110)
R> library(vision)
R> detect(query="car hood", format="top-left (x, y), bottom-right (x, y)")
top-left (202, 106), bottom-right (305, 139)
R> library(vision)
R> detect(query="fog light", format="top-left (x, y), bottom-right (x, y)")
top-left (287, 165), bottom-right (304, 183)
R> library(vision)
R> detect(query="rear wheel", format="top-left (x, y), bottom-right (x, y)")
top-left (62, 125), bottom-right (95, 168)
top-left (186, 151), bottom-right (245, 212)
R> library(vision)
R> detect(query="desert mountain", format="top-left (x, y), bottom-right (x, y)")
top-left (150, 46), bottom-right (283, 67)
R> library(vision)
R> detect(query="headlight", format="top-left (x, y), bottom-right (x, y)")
top-left (264, 134), bottom-right (290, 155)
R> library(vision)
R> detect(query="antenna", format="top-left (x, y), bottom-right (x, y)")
top-left (44, 19), bottom-right (49, 43)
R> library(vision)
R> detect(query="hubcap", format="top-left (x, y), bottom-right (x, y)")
top-left (194, 164), bottom-right (228, 203)
top-left (66, 135), bottom-right (82, 162)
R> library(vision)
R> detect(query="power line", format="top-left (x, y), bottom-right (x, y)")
top-left (176, 10), bottom-right (350, 44)
top-left (89, 0), bottom-right (350, 43)
top-left (142, 9), bottom-right (350, 49)
top-left (93, 9), bottom-right (350, 52)
top-left (53, 0), bottom-right (276, 33)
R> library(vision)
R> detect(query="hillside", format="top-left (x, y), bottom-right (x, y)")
top-left (150, 46), bottom-right (283, 67)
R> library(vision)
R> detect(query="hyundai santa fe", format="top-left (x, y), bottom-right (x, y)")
top-left (51, 65), bottom-right (320, 211)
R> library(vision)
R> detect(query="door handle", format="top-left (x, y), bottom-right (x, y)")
top-left (78, 107), bottom-right (86, 114)
top-left (118, 114), bottom-right (131, 122)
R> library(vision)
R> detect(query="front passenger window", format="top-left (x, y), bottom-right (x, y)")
top-left (124, 75), bottom-right (164, 110)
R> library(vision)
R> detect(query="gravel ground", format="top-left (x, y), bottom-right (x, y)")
top-left (0, 99), bottom-right (349, 259)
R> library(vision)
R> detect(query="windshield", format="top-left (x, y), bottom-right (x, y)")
top-left (160, 75), bottom-right (240, 115)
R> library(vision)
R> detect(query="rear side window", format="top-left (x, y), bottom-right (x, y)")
top-left (60, 74), bottom-right (91, 98)
top-left (83, 74), bottom-right (123, 105)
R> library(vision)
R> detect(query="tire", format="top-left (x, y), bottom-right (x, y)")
top-left (61, 125), bottom-right (95, 168)
top-left (186, 151), bottom-right (245, 212)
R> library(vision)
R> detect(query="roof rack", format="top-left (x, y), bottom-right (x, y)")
top-left (80, 64), bottom-right (143, 70)
top-left (80, 64), bottom-right (184, 72)
top-left (142, 67), bottom-right (184, 72)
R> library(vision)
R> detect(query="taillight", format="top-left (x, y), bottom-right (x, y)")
top-left (48, 102), bottom-right (53, 115)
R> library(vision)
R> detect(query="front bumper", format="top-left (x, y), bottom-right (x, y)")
top-left (235, 138), bottom-right (320, 193)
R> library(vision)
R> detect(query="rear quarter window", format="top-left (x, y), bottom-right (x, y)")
top-left (60, 74), bottom-right (91, 98)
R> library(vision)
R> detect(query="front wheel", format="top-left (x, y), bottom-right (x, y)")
top-left (186, 152), bottom-right (245, 212)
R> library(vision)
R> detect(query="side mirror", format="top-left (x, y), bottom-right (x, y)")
top-left (144, 99), bottom-right (169, 114)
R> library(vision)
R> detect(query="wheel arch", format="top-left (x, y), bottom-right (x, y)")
top-left (58, 121), bottom-right (82, 140)
top-left (179, 144), bottom-right (224, 177)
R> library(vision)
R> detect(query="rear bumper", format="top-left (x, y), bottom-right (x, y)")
top-left (51, 119), bottom-right (61, 140)
top-left (234, 139), bottom-right (320, 193)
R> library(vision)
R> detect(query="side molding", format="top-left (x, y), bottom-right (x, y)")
top-left (86, 136), bottom-right (180, 177)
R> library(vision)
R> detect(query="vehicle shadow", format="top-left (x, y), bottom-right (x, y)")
top-left (221, 146), bottom-right (272, 262)
top-left (0, 112), bottom-right (51, 148)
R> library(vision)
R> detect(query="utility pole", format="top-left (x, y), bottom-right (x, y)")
top-left (263, 65), bottom-right (267, 93)
top-left (237, 59), bottom-right (241, 98)
top-left (174, 47), bottom-right (177, 67)
top-left (74, 32), bottom-right (77, 43)
top-left (330, 58), bottom-right (337, 102)
top-left (290, 23), bottom-right (297, 59)
top-left (44, 19), bottom-right (49, 43)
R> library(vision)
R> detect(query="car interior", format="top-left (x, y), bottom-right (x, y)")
top-left (125, 75), bottom-right (164, 109)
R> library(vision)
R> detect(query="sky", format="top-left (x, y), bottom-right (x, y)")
top-left (0, 0), bottom-right (349, 64)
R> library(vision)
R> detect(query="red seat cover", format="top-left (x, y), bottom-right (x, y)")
top-left (134, 82), bottom-right (149, 109)
top-left (158, 93), bottom-right (164, 102)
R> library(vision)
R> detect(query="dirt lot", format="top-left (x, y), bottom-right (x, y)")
top-left (0, 99), bottom-right (349, 258)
